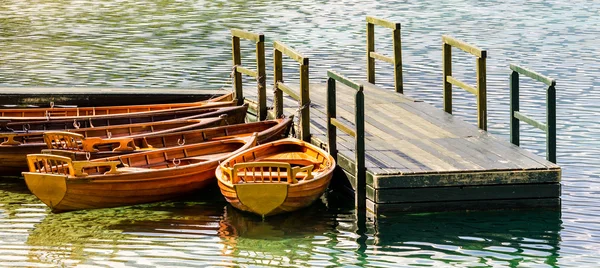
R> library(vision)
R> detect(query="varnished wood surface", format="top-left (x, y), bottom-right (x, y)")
top-left (216, 138), bottom-right (335, 216)
top-left (5, 104), bottom-right (248, 131)
top-left (0, 95), bottom-right (235, 122)
top-left (0, 117), bottom-right (225, 176)
top-left (45, 118), bottom-right (293, 161)
top-left (244, 82), bottom-right (561, 188)
top-left (0, 105), bottom-right (249, 176)
top-left (23, 136), bottom-right (256, 212)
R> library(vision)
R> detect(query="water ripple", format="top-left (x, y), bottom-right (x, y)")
top-left (1, 0), bottom-right (599, 266)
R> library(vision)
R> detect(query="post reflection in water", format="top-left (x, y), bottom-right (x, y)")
top-left (369, 210), bottom-right (562, 267)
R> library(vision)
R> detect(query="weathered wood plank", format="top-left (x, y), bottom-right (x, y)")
top-left (369, 52), bottom-right (394, 64)
top-left (366, 16), bottom-right (400, 30)
top-left (230, 29), bottom-right (264, 42)
top-left (330, 118), bottom-right (356, 137)
top-left (373, 169), bottom-right (561, 189)
top-left (236, 66), bottom-right (257, 78)
top-left (327, 70), bottom-right (363, 91)
top-left (373, 183), bottom-right (560, 203)
top-left (277, 82), bottom-right (300, 102)
top-left (274, 41), bottom-right (308, 64)
top-left (442, 35), bottom-right (487, 58)
top-left (510, 64), bottom-right (555, 86)
top-left (514, 111), bottom-right (547, 131)
top-left (447, 76), bottom-right (478, 95)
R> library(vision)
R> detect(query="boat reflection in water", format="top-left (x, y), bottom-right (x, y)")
top-left (23, 187), bottom-right (341, 267)
top-left (19, 178), bottom-right (562, 267)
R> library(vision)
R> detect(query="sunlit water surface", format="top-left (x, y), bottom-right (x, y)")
top-left (1, 0), bottom-right (599, 267)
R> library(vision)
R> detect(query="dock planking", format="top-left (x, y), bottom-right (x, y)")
top-left (243, 80), bottom-right (561, 215)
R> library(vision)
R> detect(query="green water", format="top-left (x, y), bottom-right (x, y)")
top-left (1, 178), bottom-right (562, 267)
top-left (2, 0), bottom-right (599, 266)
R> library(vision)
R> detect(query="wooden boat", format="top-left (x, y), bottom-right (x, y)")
top-left (215, 138), bottom-right (336, 217)
top-left (0, 117), bottom-right (226, 176)
top-left (44, 117), bottom-right (294, 161)
top-left (3, 104), bottom-right (248, 132)
top-left (0, 92), bottom-right (235, 121)
top-left (23, 135), bottom-right (257, 212)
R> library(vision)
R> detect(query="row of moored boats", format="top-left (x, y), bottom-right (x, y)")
top-left (0, 92), bottom-right (335, 217)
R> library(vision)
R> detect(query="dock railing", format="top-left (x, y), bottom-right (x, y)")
top-left (366, 16), bottom-right (403, 93)
top-left (442, 35), bottom-right (488, 130)
top-left (326, 70), bottom-right (366, 211)
top-left (231, 29), bottom-right (267, 120)
top-left (273, 41), bottom-right (311, 142)
top-left (509, 64), bottom-right (557, 163)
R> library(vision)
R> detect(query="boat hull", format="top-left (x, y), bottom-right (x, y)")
top-left (26, 163), bottom-right (217, 212)
top-left (0, 92), bottom-right (234, 121)
top-left (23, 137), bottom-right (256, 212)
top-left (43, 117), bottom-right (293, 161)
top-left (6, 104), bottom-right (248, 131)
top-left (217, 170), bottom-right (333, 216)
top-left (1, 117), bottom-right (227, 176)
top-left (0, 144), bottom-right (41, 175)
top-left (215, 139), bottom-right (335, 216)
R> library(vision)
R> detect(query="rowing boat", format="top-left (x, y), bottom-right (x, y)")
top-left (3, 104), bottom-right (248, 132)
top-left (215, 138), bottom-right (335, 217)
top-left (0, 92), bottom-right (235, 121)
top-left (44, 117), bottom-right (294, 161)
top-left (0, 117), bottom-right (226, 176)
top-left (23, 135), bottom-right (257, 212)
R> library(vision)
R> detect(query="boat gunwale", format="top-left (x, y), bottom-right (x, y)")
top-left (0, 92), bottom-right (233, 113)
top-left (23, 135), bottom-right (257, 184)
top-left (216, 138), bottom-right (336, 188)
top-left (2, 99), bottom-right (237, 122)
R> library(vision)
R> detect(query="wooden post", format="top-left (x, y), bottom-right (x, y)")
top-left (443, 43), bottom-right (452, 114)
top-left (273, 49), bottom-right (283, 119)
top-left (510, 71), bottom-right (520, 146)
top-left (355, 87), bottom-right (366, 212)
top-left (366, 22), bottom-right (375, 84)
top-left (256, 35), bottom-right (267, 121)
top-left (392, 24), bottom-right (403, 94)
top-left (326, 77), bottom-right (337, 161)
top-left (299, 61), bottom-right (310, 142)
top-left (547, 84), bottom-right (556, 163)
top-left (476, 56), bottom-right (487, 131)
top-left (231, 36), bottom-right (243, 105)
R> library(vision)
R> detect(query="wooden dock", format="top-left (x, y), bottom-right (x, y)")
top-left (244, 81), bottom-right (561, 215)
top-left (230, 18), bottom-right (561, 216)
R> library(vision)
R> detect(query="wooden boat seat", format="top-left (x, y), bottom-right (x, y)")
top-left (259, 158), bottom-right (322, 168)
top-left (0, 133), bottom-right (20, 146)
top-left (71, 160), bottom-right (120, 176)
top-left (236, 171), bottom-right (317, 181)
top-left (136, 147), bottom-right (156, 151)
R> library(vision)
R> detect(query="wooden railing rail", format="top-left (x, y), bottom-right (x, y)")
top-left (326, 70), bottom-right (366, 211)
top-left (366, 16), bottom-right (403, 93)
top-left (509, 64), bottom-right (557, 163)
top-left (273, 41), bottom-right (311, 142)
top-left (231, 29), bottom-right (267, 120)
top-left (442, 35), bottom-right (488, 130)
